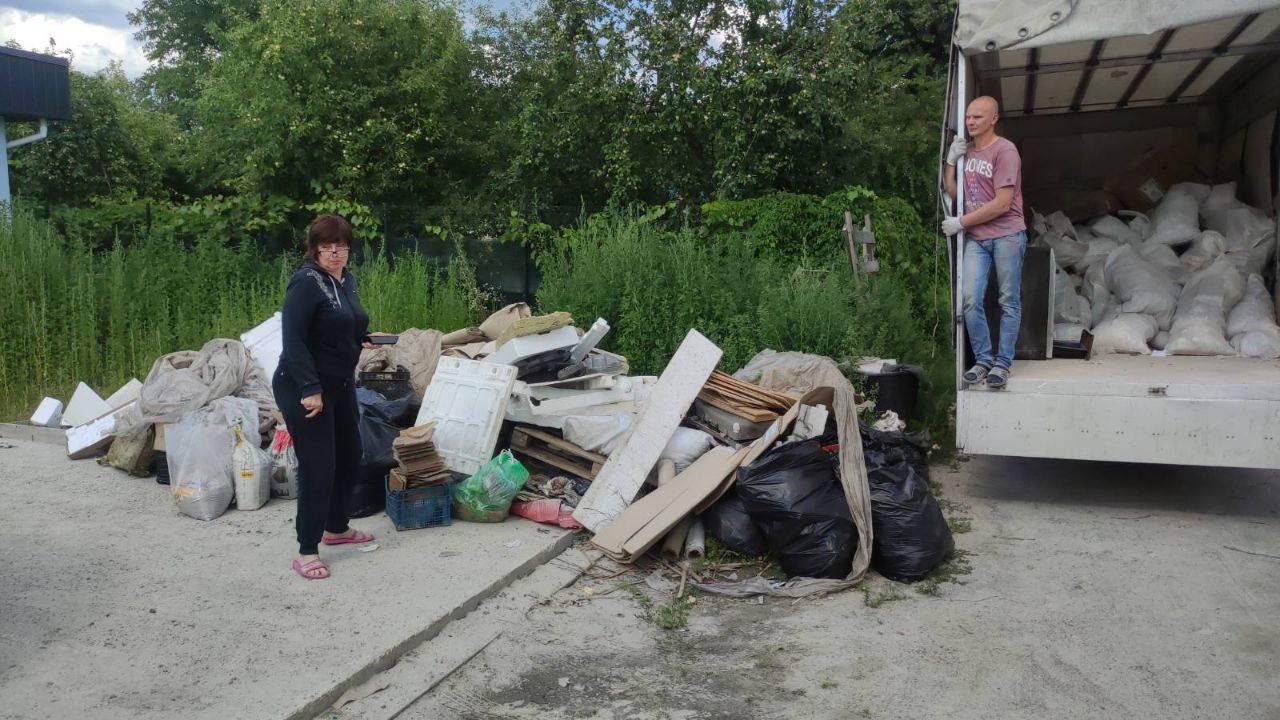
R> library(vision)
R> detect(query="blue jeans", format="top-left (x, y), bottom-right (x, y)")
top-left (962, 231), bottom-right (1027, 370)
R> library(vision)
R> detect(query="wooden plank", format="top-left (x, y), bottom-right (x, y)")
top-left (515, 426), bottom-right (607, 464)
top-left (592, 396), bottom-right (813, 562)
top-left (572, 330), bottom-right (723, 532)
top-left (511, 445), bottom-right (598, 479)
top-left (695, 393), bottom-right (779, 423)
top-left (590, 447), bottom-right (741, 559)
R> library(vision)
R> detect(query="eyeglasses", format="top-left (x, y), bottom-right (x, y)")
top-left (319, 246), bottom-right (350, 257)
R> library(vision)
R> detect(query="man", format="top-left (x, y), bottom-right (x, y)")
top-left (943, 95), bottom-right (1026, 390)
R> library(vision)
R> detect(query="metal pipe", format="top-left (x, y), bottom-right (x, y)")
top-left (953, 51), bottom-right (969, 398)
top-left (6, 119), bottom-right (48, 150)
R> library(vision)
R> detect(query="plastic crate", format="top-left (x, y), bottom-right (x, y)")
top-left (359, 368), bottom-right (413, 400)
top-left (385, 477), bottom-right (453, 530)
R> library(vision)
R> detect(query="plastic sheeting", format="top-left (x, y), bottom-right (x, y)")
top-left (117, 338), bottom-right (277, 442)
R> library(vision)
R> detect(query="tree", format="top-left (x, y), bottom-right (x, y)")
top-left (7, 64), bottom-right (181, 206)
top-left (129, 0), bottom-right (261, 125)
top-left (190, 0), bottom-right (486, 207)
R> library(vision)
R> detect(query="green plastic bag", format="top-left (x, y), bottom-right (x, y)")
top-left (452, 450), bottom-right (530, 521)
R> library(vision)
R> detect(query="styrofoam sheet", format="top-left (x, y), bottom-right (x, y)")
top-left (483, 325), bottom-right (579, 366)
top-left (416, 357), bottom-right (517, 475)
top-left (240, 313), bottom-right (283, 381)
top-left (104, 378), bottom-right (143, 410)
top-left (62, 382), bottom-right (111, 428)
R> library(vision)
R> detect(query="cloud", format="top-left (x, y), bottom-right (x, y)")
top-left (0, 7), bottom-right (151, 77)
top-left (2, 0), bottom-right (136, 29)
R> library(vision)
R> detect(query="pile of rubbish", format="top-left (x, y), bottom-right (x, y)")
top-left (36, 301), bottom-right (953, 596)
top-left (1033, 180), bottom-right (1280, 357)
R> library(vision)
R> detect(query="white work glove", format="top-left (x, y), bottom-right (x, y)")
top-left (945, 135), bottom-right (968, 166)
top-left (942, 216), bottom-right (964, 236)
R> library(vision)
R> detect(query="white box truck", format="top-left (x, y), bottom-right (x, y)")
top-left (947, 1), bottom-right (1280, 469)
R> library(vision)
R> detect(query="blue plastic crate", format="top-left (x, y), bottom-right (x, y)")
top-left (385, 478), bottom-right (453, 530)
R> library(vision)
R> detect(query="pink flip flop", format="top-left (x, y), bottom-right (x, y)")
top-left (321, 530), bottom-right (375, 546)
top-left (292, 558), bottom-right (329, 580)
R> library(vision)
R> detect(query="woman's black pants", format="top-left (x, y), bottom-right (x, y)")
top-left (273, 370), bottom-right (362, 555)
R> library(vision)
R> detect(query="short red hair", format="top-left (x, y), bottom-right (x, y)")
top-left (305, 214), bottom-right (354, 262)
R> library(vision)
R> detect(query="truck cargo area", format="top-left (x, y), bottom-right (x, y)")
top-left (951, 5), bottom-right (1280, 468)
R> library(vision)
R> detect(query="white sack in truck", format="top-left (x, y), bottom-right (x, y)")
top-left (1091, 310), bottom-right (1157, 355)
top-left (1227, 274), bottom-right (1278, 337)
top-left (1165, 257), bottom-right (1245, 357)
top-left (1089, 215), bottom-right (1141, 245)
top-left (1224, 236), bottom-right (1276, 278)
top-left (1146, 186), bottom-right (1202, 247)
top-left (1180, 231), bottom-right (1227, 272)
top-left (1105, 245), bottom-right (1179, 329)
top-left (1137, 243), bottom-right (1190, 285)
top-left (1232, 330), bottom-right (1280, 359)
top-left (1080, 261), bottom-right (1111, 328)
top-left (1054, 268), bottom-right (1090, 325)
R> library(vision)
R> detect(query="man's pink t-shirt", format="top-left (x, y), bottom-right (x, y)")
top-left (962, 136), bottom-right (1025, 240)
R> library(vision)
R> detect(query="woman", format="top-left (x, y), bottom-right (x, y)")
top-left (275, 214), bottom-right (378, 580)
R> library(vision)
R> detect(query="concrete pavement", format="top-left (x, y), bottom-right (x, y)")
top-left (0, 437), bottom-right (577, 720)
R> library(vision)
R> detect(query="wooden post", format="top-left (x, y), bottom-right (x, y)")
top-left (844, 211), bottom-right (860, 283)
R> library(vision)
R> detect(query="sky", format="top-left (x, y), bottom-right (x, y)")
top-left (0, 1), bottom-right (151, 76)
top-left (0, 0), bottom-right (524, 79)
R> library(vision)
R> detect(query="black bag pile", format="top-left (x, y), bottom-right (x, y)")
top-left (350, 389), bottom-right (423, 518)
top-left (708, 439), bottom-right (857, 579)
top-left (862, 424), bottom-right (953, 582)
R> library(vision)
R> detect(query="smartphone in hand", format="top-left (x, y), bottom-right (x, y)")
top-left (363, 334), bottom-right (399, 345)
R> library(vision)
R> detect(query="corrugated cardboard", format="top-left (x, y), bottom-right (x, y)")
top-left (1103, 148), bottom-right (1206, 212)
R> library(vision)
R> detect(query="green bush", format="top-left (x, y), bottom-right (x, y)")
top-left (536, 208), bottom-right (953, 443)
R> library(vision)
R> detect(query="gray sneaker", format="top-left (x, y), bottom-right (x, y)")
top-left (962, 364), bottom-right (990, 384)
top-left (986, 366), bottom-right (1010, 389)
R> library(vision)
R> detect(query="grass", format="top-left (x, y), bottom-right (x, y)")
top-left (0, 210), bottom-right (483, 420)
top-left (626, 582), bottom-right (700, 631)
top-left (914, 549), bottom-right (973, 597)
top-left (861, 586), bottom-right (907, 608)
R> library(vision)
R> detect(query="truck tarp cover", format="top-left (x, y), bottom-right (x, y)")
top-left (956, 0), bottom-right (1280, 53)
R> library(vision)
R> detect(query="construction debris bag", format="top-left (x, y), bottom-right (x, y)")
top-left (1091, 310), bottom-right (1157, 355)
top-left (1089, 215), bottom-right (1141, 245)
top-left (1233, 330), bottom-right (1280, 359)
top-left (351, 393), bottom-right (421, 518)
top-left (1227, 274), bottom-right (1278, 337)
top-left (267, 427), bottom-right (299, 499)
top-left (659, 428), bottom-right (716, 473)
top-left (701, 492), bottom-right (769, 556)
top-left (167, 397), bottom-right (257, 521)
top-left (1105, 245), bottom-right (1179, 329)
top-left (735, 440), bottom-right (856, 579)
top-left (862, 425), bottom-right (952, 582)
top-left (1137, 242), bottom-right (1190, 285)
top-left (1054, 268), bottom-right (1090, 325)
top-left (99, 423), bottom-right (155, 477)
top-left (453, 450), bottom-right (530, 520)
top-left (1180, 231), bottom-right (1227, 272)
top-left (231, 425), bottom-right (272, 510)
top-left (1165, 256), bottom-right (1245, 356)
top-left (1147, 185), bottom-right (1204, 247)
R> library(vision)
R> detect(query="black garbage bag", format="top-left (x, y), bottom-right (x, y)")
top-left (350, 393), bottom-right (424, 518)
top-left (734, 440), bottom-right (857, 579)
top-left (701, 492), bottom-right (769, 556)
top-left (862, 424), bottom-right (953, 582)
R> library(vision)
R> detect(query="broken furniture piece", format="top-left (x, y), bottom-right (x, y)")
top-left (510, 426), bottom-right (607, 480)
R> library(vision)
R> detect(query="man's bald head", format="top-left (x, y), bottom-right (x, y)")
top-left (965, 96), bottom-right (1001, 143)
